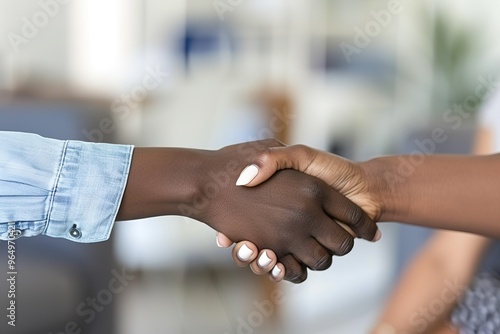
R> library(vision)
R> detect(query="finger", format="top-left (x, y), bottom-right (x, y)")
top-left (336, 222), bottom-right (357, 238)
top-left (323, 189), bottom-right (380, 242)
top-left (292, 238), bottom-right (333, 271)
top-left (280, 254), bottom-right (308, 284)
top-left (312, 218), bottom-right (355, 256)
top-left (216, 232), bottom-right (234, 248)
top-left (268, 263), bottom-right (285, 283)
top-left (249, 249), bottom-right (278, 275)
top-left (236, 145), bottom-right (317, 187)
top-left (231, 242), bottom-right (259, 267)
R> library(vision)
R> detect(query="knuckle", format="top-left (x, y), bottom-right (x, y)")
top-left (336, 236), bottom-right (354, 256)
top-left (282, 259), bottom-right (308, 284)
top-left (294, 144), bottom-right (317, 166)
top-left (308, 246), bottom-right (332, 271)
top-left (347, 206), bottom-right (364, 228)
top-left (288, 270), bottom-right (308, 284)
top-left (309, 254), bottom-right (332, 271)
top-left (302, 181), bottom-right (323, 199)
top-left (258, 138), bottom-right (282, 150)
top-left (295, 206), bottom-right (315, 223)
top-left (293, 144), bottom-right (308, 156)
top-left (285, 200), bottom-right (314, 222)
top-left (256, 149), bottom-right (274, 165)
top-left (268, 138), bottom-right (283, 146)
top-left (294, 144), bottom-right (312, 158)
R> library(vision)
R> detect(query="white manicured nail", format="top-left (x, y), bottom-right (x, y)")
top-left (237, 244), bottom-right (254, 261)
top-left (272, 265), bottom-right (282, 278)
top-left (216, 235), bottom-right (223, 248)
top-left (258, 251), bottom-right (272, 268)
top-left (236, 164), bottom-right (259, 186)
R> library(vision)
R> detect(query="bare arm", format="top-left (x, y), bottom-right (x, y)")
top-left (371, 126), bottom-right (496, 333)
top-left (363, 154), bottom-right (500, 236)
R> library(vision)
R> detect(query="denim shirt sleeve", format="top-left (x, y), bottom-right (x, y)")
top-left (0, 131), bottom-right (134, 243)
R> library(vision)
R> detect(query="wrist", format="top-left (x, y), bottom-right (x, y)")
top-left (118, 148), bottom-right (208, 221)
top-left (360, 156), bottom-right (409, 222)
top-left (174, 149), bottom-right (220, 220)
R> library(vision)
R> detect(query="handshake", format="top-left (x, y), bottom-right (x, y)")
top-left (119, 139), bottom-right (386, 284)
top-left (118, 138), bottom-right (500, 283)
top-left (208, 139), bottom-right (382, 283)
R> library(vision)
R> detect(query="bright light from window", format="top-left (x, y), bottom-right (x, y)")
top-left (69, 0), bottom-right (138, 95)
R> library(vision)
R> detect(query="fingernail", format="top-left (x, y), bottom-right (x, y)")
top-left (258, 251), bottom-right (272, 268)
top-left (216, 233), bottom-right (223, 248)
top-left (272, 265), bottom-right (282, 278)
top-left (237, 244), bottom-right (254, 261)
top-left (372, 229), bottom-right (382, 242)
top-left (236, 164), bottom-right (259, 186)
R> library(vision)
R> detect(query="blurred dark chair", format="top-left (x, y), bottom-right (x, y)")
top-left (0, 91), bottom-right (117, 334)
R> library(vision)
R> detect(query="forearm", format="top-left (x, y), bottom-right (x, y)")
top-left (364, 154), bottom-right (500, 237)
top-left (116, 147), bottom-right (206, 221)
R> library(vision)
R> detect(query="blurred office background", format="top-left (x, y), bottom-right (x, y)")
top-left (1, 0), bottom-right (500, 333)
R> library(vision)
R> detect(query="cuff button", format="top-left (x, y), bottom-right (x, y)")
top-left (69, 224), bottom-right (82, 239)
top-left (8, 229), bottom-right (22, 240)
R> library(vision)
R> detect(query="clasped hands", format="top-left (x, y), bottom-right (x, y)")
top-left (195, 139), bottom-right (384, 284)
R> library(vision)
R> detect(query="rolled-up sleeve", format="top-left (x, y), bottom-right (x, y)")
top-left (0, 131), bottom-right (134, 243)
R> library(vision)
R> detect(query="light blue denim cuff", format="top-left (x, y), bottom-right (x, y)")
top-left (43, 141), bottom-right (134, 243)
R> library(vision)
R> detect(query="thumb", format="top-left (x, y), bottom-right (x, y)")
top-left (235, 145), bottom-right (317, 187)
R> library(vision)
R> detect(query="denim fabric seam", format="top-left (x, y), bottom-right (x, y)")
top-left (42, 140), bottom-right (69, 235)
top-left (102, 145), bottom-right (134, 242)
